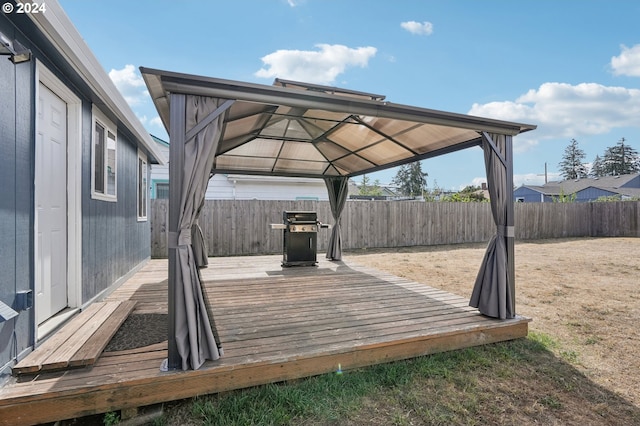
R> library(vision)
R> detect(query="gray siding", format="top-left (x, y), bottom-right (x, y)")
top-left (575, 187), bottom-right (616, 202)
top-left (81, 128), bottom-right (150, 302)
top-left (0, 17), bottom-right (34, 375)
top-left (621, 175), bottom-right (640, 188)
top-left (1, 11), bottom-right (153, 378)
top-left (513, 186), bottom-right (545, 202)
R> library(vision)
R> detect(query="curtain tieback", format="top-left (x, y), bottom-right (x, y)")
top-left (497, 225), bottom-right (515, 238)
top-left (168, 229), bottom-right (193, 248)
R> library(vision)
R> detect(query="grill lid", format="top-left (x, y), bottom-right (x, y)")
top-left (284, 211), bottom-right (317, 223)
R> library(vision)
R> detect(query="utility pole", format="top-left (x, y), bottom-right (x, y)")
top-left (536, 162), bottom-right (548, 184)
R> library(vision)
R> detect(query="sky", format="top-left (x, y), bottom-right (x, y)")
top-left (59, 0), bottom-right (640, 191)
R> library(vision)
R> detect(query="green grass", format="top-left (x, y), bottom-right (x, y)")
top-left (153, 334), bottom-right (640, 426)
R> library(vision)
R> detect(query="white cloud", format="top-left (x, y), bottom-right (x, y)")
top-left (150, 116), bottom-right (164, 129)
top-left (400, 21), bottom-right (434, 36)
top-left (611, 44), bottom-right (640, 77)
top-left (468, 173), bottom-right (563, 189)
top-left (255, 44), bottom-right (377, 85)
top-left (469, 177), bottom-right (487, 188)
top-left (469, 82), bottom-right (640, 151)
top-left (512, 172), bottom-right (562, 187)
top-left (108, 64), bottom-right (148, 106)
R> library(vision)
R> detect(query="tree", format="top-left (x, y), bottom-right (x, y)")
top-left (358, 174), bottom-right (383, 196)
top-left (391, 161), bottom-right (427, 197)
top-left (558, 139), bottom-right (588, 180)
top-left (590, 155), bottom-right (605, 178)
top-left (551, 188), bottom-right (576, 203)
top-left (441, 185), bottom-right (487, 202)
top-left (601, 138), bottom-right (640, 176)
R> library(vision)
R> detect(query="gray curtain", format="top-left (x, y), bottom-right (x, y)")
top-left (324, 177), bottom-right (349, 260)
top-left (173, 96), bottom-right (225, 369)
top-left (469, 133), bottom-right (515, 319)
top-left (191, 200), bottom-right (208, 269)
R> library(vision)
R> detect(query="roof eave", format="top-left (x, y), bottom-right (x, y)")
top-left (140, 67), bottom-right (537, 137)
top-left (28, 4), bottom-right (166, 165)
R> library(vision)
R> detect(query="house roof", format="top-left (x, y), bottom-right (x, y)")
top-left (151, 134), bottom-right (170, 148)
top-left (519, 173), bottom-right (640, 196)
top-left (141, 67), bottom-right (536, 179)
top-left (27, 2), bottom-right (166, 165)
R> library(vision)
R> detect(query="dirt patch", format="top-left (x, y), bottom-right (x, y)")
top-left (104, 313), bottom-right (167, 352)
top-left (346, 237), bottom-right (640, 407)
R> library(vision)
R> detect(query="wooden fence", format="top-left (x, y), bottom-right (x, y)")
top-left (150, 200), bottom-right (640, 258)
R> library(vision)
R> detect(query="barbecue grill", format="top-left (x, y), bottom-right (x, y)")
top-left (271, 211), bottom-right (330, 267)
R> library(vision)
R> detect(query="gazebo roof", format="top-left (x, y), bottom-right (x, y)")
top-left (140, 67), bottom-right (536, 179)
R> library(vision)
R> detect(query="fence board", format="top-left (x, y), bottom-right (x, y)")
top-left (149, 200), bottom-right (640, 258)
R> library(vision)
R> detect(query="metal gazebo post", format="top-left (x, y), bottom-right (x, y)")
top-left (505, 134), bottom-right (516, 315)
top-left (167, 92), bottom-right (186, 370)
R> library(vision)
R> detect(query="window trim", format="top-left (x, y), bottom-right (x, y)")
top-left (137, 150), bottom-right (148, 221)
top-left (91, 106), bottom-right (118, 202)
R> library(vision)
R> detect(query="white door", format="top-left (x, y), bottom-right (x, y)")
top-left (35, 83), bottom-right (68, 324)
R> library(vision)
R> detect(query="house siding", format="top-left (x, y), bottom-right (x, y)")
top-left (621, 175), bottom-right (640, 188)
top-left (1, 9), bottom-right (154, 379)
top-left (81, 126), bottom-right (150, 303)
top-left (575, 187), bottom-right (616, 202)
top-left (0, 17), bottom-right (35, 376)
top-left (513, 186), bottom-right (545, 203)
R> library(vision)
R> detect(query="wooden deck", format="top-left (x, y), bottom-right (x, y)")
top-left (0, 255), bottom-right (530, 425)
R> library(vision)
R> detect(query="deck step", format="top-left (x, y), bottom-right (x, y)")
top-left (13, 300), bottom-right (136, 375)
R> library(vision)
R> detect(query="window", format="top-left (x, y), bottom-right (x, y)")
top-left (138, 152), bottom-right (148, 219)
top-left (155, 182), bottom-right (169, 199)
top-left (138, 151), bottom-right (148, 220)
top-left (91, 107), bottom-right (117, 201)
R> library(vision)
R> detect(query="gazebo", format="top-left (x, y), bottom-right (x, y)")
top-left (140, 67), bottom-right (536, 370)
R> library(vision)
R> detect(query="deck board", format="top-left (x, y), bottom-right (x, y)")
top-left (12, 301), bottom-right (136, 374)
top-left (0, 255), bottom-right (529, 425)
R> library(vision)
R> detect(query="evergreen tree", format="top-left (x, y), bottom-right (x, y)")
top-left (391, 161), bottom-right (428, 197)
top-left (602, 138), bottom-right (640, 176)
top-left (590, 155), bottom-right (605, 178)
top-left (358, 174), bottom-right (383, 196)
top-left (558, 138), bottom-right (588, 180)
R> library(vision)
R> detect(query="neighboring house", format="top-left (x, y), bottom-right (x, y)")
top-left (349, 184), bottom-right (404, 200)
top-left (150, 135), bottom-right (335, 200)
top-left (514, 173), bottom-right (640, 202)
top-left (0, 2), bottom-right (164, 381)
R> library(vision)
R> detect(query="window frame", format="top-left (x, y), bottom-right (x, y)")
top-left (137, 150), bottom-right (148, 221)
top-left (91, 106), bottom-right (118, 202)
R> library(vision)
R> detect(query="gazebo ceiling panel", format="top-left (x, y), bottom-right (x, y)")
top-left (314, 140), bottom-right (351, 161)
top-left (396, 124), bottom-right (482, 155)
top-left (333, 154), bottom-right (376, 174)
top-left (221, 111), bottom-right (265, 141)
top-left (141, 67), bottom-right (536, 178)
top-left (273, 158), bottom-right (329, 175)
top-left (326, 122), bottom-right (385, 151)
top-left (357, 140), bottom-right (414, 165)
top-left (280, 141), bottom-right (327, 161)
top-left (215, 155), bottom-right (276, 172)
top-left (325, 165), bottom-right (342, 176)
top-left (302, 109), bottom-right (355, 124)
top-left (360, 116), bottom-right (421, 136)
top-left (226, 101), bottom-right (274, 122)
top-left (224, 138), bottom-right (283, 158)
